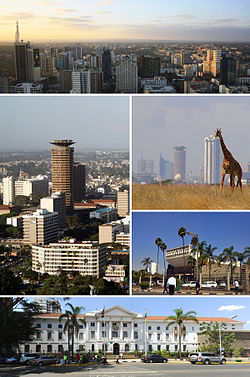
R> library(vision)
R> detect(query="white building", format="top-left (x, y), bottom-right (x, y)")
top-left (15, 82), bottom-right (43, 93)
top-left (89, 207), bottom-right (117, 223)
top-left (72, 69), bottom-right (103, 93)
top-left (40, 192), bottom-right (66, 230)
top-left (117, 190), bottom-right (129, 217)
top-left (116, 56), bottom-right (138, 93)
top-left (105, 265), bottom-right (125, 282)
top-left (23, 208), bottom-right (58, 245)
top-left (34, 299), bottom-right (61, 313)
top-left (151, 262), bottom-right (159, 274)
top-left (19, 305), bottom-right (244, 355)
top-left (15, 175), bottom-right (49, 198)
top-left (204, 135), bottom-right (222, 184)
top-left (2, 176), bottom-right (15, 205)
top-left (99, 216), bottom-right (130, 244)
top-left (32, 240), bottom-right (107, 277)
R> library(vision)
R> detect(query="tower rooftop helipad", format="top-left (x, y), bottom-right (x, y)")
top-left (50, 140), bottom-right (75, 147)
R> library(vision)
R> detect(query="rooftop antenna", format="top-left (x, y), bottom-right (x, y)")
top-left (15, 20), bottom-right (20, 43)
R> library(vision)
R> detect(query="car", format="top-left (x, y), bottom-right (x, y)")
top-left (218, 281), bottom-right (226, 287)
top-left (201, 281), bottom-right (217, 288)
top-left (19, 353), bottom-right (40, 365)
top-left (30, 356), bottom-right (58, 366)
top-left (0, 355), bottom-right (7, 364)
top-left (5, 356), bottom-right (20, 364)
top-left (142, 354), bottom-right (168, 363)
top-left (182, 281), bottom-right (197, 288)
top-left (188, 352), bottom-right (226, 365)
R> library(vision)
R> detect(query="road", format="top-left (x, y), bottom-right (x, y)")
top-left (1, 361), bottom-right (250, 377)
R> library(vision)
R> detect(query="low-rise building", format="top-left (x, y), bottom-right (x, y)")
top-left (89, 207), bottom-right (117, 223)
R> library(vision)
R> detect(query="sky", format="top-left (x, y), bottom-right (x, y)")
top-left (0, 0), bottom-right (250, 42)
top-left (132, 212), bottom-right (250, 272)
top-left (31, 297), bottom-right (250, 329)
top-left (0, 96), bottom-right (129, 151)
top-left (132, 96), bottom-right (250, 177)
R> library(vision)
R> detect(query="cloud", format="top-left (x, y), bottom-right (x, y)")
top-left (98, 0), bottom-right (114, 4)
top-left (174, 14), bottom-right (196, 19)
top-left (95, 11), bottom-right (112, 15)
top-left (33, 1), bottom-right (52, 6)
top-left (215, 18), bottom-right (237, 23)
top-left (0, 12), bottom-right (36, 21)
top-left (51, 8), bottom-right (76, 15)
top-left (218, 305), bottom-right (245, 312)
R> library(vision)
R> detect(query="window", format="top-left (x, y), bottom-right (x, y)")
top-left (183, 345), bottom-right (186, 351)
top-left (91, 323), bottom-right (95, 327)
top-left (47, 332), bottom-right (52, 340)
top-left (175, 345), bottom-right (178, 351)
top-left (157, 334), bottom-right (160, 340)
top-left (58, 332), bottom-right (63, 340)
top-left (148, 326), bottom-right (151, 330)
top-left (91, 331), bottom-right (95, 339)
top-left (36, 324), bottom-right (41, 328)
top-left (102, 331), bottom-right (107, 338)
top-left (166, 345), bottom-right (169, 351)
top-left (91, 344), bottom-right (95, 352)
top-left (123, 323), bottom-right (127, 327)
top-left (123, 331), bottom-right (128, 338)
top-left (125, 344), bottom-right (129, 352)
top-left (134, 331), bottom-right (138, 339)
top-left (148, 345), bottom-right (152, 352)
top-left (79, 333), bottom-right (83, 340)
top-left (58, 324), bottom-right (63, 329)
top-left (157, 327), bottom-right (160, 331)
top-left (36, 345), bottom-right (41, 353)
top-left (134, 324), bottom-right (138, 328)
top-left (135, 344), bottom-right (138, 350)
top-left (112, 331), bottom-right (118, 338)
top-left (192, 327), bottom-right (194, 331)
top-left (58, 345), bottom-right (63, 353)
top-left (166, 333), bottom-right (169, 339)
top-left (102, 323), bottom-right (106, 327)
top-left (47, 345), bottom-right (52, 353)
top-left (157, 345), bottom-right (161, 351)
top-left (148, 334), bottom-right (152, 340)
top-left (79, 345), bottom-right (84, 351)
top-left (47, 324), bottom-right (52, 329)
top-left (102, 344), bottom-right (108, 352)
top-left (36, 331), bottom-right (41, 339)
top-left (24, 345), bottom-right (30, 353)
top-left (79, 325), bottom-right (84, 329)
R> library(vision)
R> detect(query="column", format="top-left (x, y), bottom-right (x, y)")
top-left (119, 321), bottom-right (123, 340)
top-left (97, 321), bottom-right (100, 340)
top-left (86, 322), bottom-right (89, 341)
top-left (131, 321), bottom-right (134, 340)
top-left (108, 321), bottom-right (112, 340)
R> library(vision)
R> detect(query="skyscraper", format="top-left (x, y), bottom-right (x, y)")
top-left (50, 140), bottom-right (75, 209)
top-left (72, 163), bottom-right (86, 202)
top-left (116, 56), bottom-right (138, 93)
top-left (204, 135), bottom-right (222, 184)
top-left (220, 54), bottom-right (236, 86)
top-left (102, 48), bottom-right (112, 82)
top-left (173, 146), bottom-right (186, 182)
top-left (137, 56), bottom-right (160, 78)
top-left (159, 154), bottom-right (173, 180)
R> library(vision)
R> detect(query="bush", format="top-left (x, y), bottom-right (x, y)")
top-left (140, 281), bottom-right (149, 290)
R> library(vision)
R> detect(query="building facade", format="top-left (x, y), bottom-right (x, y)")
top-left (116, 56), bottom-right (138, 93)
top-left (204, 135), bottom-right (222, 184)
top-left (173, 146), bottom-right (186, 182)
top-left (19, 306), bottom-right (244, 355)
top-left (40, 192), bottom-right (66, 231)
top-left (23, 209), bottom-right (58, 245)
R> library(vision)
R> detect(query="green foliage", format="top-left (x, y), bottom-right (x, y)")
top-left (0, 267), bottom-right (23, 294)
top-left (199, 322), bottom-right (235, 356)
top-left (36, 275), bottom-right (68, 295)
top-left (232, 347), bottom-right (245, 358)
top-left (139, 281), bottom-right (149, 290)
top-left (13, 195), bottom-right (30, 207)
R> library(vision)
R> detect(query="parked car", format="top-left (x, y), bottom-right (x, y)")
top-left (182, 281), bottom-right (197, 287)
top-left (19, 353), bottom-right (40, 365)
top-left (218, 281), bottom-right (226, 287)
top-left (30, 356), bottom-right (58, 366)
top-left (5, 356), bottom-right (20, 364)
top-left (188, 352), bottom-right (226, 365)
top-left (0, 355), bottom-right (7, 364)
top-left (201, 281), bottom-right (217, 288)
top-left (142, 354), bottom-right (168, 363)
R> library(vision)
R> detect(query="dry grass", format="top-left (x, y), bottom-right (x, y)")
top-left (132, 184), bottom-right (250, 210)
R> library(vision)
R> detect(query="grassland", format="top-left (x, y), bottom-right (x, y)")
top-left (132, 183), bottom-right (250, 210)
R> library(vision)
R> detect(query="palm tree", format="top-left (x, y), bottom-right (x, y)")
top-left (187, 256), bottom-right (196, 276)
top-left (59, 304), bottom-right (86, 359)
top-left (141, 257), bottom-right (152, 273)
top-left (155, 238), bottom-right (163, 273)
top-left (160, 242), bottom-right (167, 275)
top-left (165, 308), bottom-right (198, 359)
top-left (178, 227), bottom-right (186, 282)
top-left (235, 250), bottom-right (249, 283)
top-left (221, 246), bottom-right (238, 284)
top-left (204, 244), bottom-right (218, 281)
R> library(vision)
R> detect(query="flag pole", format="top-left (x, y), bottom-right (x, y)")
top-left (144, 308), bottom-right (147, 356)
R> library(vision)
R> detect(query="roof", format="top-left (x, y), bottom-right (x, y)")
top-left (36, 313), bottom-right (85, 319)
top-left (147, 316), bottom-right (240, 323)
top-left (89, 199), bottom-right (115, 203)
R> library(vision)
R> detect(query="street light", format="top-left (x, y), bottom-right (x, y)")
top-left (187, 231), bottom-right (199, 281)
top-left (219, 315), bottom-right (237, 357)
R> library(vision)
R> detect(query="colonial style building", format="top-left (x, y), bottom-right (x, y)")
top-left (19, 306), bottom-right (244, 355)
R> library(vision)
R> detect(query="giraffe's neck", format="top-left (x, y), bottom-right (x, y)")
top-left (219, 135), bottom-right (233, 160)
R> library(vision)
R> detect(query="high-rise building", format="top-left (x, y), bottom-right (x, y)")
top-left (173, 146), bottom-right (186, 182)
top-left (74, 44), bottom-right (83, 60)
top-left (40, 192), bottom-right (66, 230)
top-left (23, 209), bottom-right (58, 245)
top-left (203, 49), bottom-right (221, 77)
top-left (220, 54), bottom-right (236, 86)
top-left (102, 48), bottom-right (112, 82)
top-left (137, 158), bottom-right (154, 176)
top-left (14, 175), bottom-right (48, 197)
top-left (72, 70), bottom-right (103, 93)
top-left (137, 56), bottom-right (160, 78)
top-left (2, 176), bottom-right (15, 205)
top-left (50, 140), bottom-right (75, 209)
top-left (34, 299), bottom-right (61, 313)
top-left (116, 56), bottom-right (138, 93)
top-left (72, 163), bottom-right (86, 202)
top-left (159, 154), bottom-right (173, 180)
top-left (117, 190), bottom-right (129, 217)
top-left (204, 135), bottom-right (222, 184)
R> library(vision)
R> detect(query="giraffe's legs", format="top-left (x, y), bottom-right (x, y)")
top-left (220, 171), bottom-right (226, 193)
top-left (230, 174), bottom-right (235, 192)
top-left (237, 174), bottom-right (243, 193)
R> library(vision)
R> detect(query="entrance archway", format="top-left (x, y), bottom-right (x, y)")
top-left (113, 343), bottom-right (119, 355)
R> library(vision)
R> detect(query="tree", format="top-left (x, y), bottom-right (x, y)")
top-left (160, 242), bottom-right (167, 275)
top-left (221, 246), bottom-right (238, 284)
top-left (13, 195), bottom-right (30, 207)
top-left (0, 298), bottom-right (40, 353)
top-left (235, 250), bottom-right (249, 283)
top-left (59, 304), bottom-right (86, 359)
top-left (141, 257), bottom-right (152, 273)
top-left (155, 238), bottom-right (162, 273)
top-left (0, 267), bottom-right (23, 294)
top-left (165, 308), bottom-right (198, 359)
top-left (36, 275), bottom-right (68, 295)
top-left (203, 244), bottom-right (218, 281)
top-left (187, 256), bottom-right (196, 276)
top-left (199, 321), bottom-right (235, 356)
top-left (178, 227), bottom-right (187, 282)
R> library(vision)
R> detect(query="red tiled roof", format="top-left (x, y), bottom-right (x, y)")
top-left (89, 199), bottom-right (115, 203)
top-left (148, 316), bottom-right (240, 323)
top-left (36, 313), bottom-right (85, 318)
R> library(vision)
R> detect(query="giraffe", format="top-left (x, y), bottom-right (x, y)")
top-left (214, 128), bottom-right (242, 192)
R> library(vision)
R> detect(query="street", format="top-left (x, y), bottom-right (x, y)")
top-left (1, 361), bottom-right (250, 377)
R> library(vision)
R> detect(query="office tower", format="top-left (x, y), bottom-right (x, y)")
top-left (74, 44), bottom-right (83, 60)
top-left (204, 135), bottom-right (222, 184)
top-left (59, 70), bottom-right (73, 93)
top-left (72, 70), bottom-right (103, 93)
top-left (159, 154), bottom-right (173, 180)
top-left (220, 55), bottom-right (236, 86)
top-left (116, 56), bottom-right (138, 93)
top-left (40, 54), bottom-right (56, 77)
top-left (102, 48), bottom-right (112, 82)
top-left (173, 146), bottom-right (186, 181)
top-left (56, 52), bottom-right (72, 70)
top-left (34, 298), bottom-right (61, 313)
top-left (137, 56), bottom-right (160, 78)
top-left (40, 192), bottom-right (66, 230)
top-left (2, 176), bottom-right (15, 205)
top-left (117, 190), bottom-right (129, 217)
top-left (204, 49), bottom-right (221, 76)
top-left (137, 157), bottom-right (154, 176)
top-left (0, 75), bottom-right (10, 93)
top-left (88, 55), bottom-right (101, 70)
top-left (50, 139), bottom-right (75, 209)
top-left (14, 176), bottom-right (48, 197)
top-left (72, 163), bottom-right (86, 202)
top-left (23, 209), bottom-right (58, 245)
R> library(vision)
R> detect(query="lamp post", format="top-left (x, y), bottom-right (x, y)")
top-left (219, 315), bottom-right (237, 357)
top-left (187, 231), bottom-right (199, 281)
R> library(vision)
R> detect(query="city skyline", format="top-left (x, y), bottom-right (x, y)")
top-left (0, 96), bottom-right (129, 151)
top-left (132, 212), bottom-right (250, 273)
top-left (133, 96), bottom-right (250, 177)
top-left (0, 0), bottom-right (250, 42)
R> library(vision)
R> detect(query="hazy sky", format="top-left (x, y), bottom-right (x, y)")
top-left (133, 212), bottom-right (250, 272)
top-left (35, 297), bottom-right (250, 329)
top-left (133, 96), bottom-right (250, 177)
top-left (0, 0), bottom-right (249, 41)
top-left (0, 96), bottom-right (129, 151)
